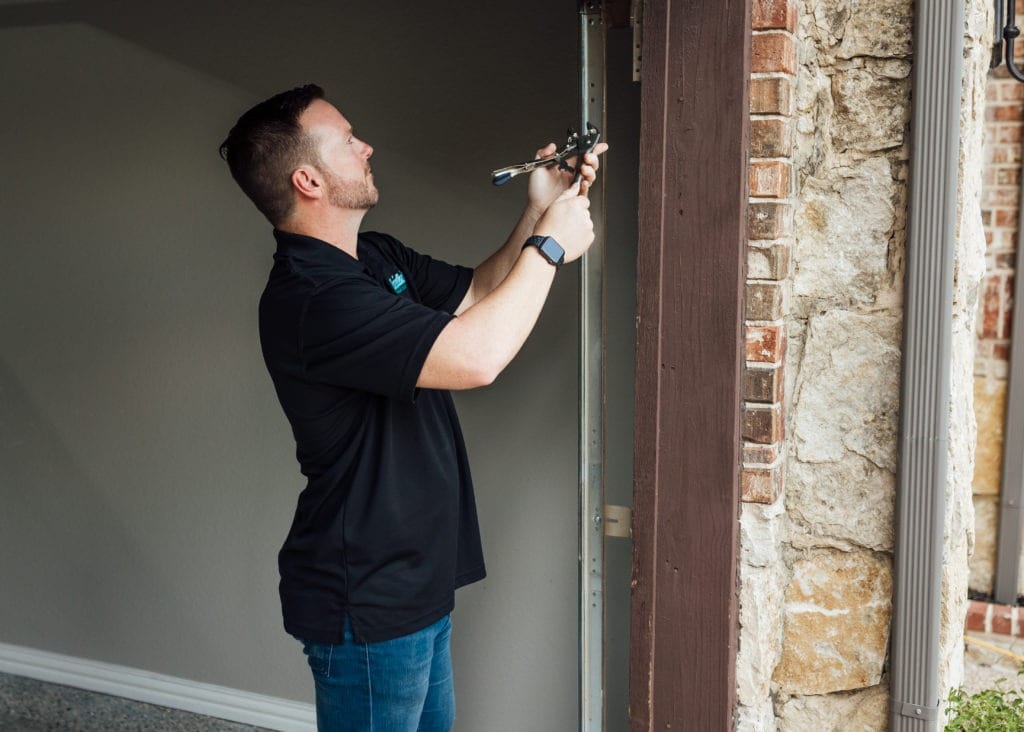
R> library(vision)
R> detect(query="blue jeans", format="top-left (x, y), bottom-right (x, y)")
top-left (299, 613), bottom-right (455, 731)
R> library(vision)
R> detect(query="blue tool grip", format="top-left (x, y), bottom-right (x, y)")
top-left (492, 172), bottom-right (513, 186)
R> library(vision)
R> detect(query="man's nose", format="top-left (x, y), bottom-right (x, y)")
top-left (363, 143), bottom-right (373, 159)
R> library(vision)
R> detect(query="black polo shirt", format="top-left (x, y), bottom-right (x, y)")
top-left (259, 229), bottom-right (486, 644)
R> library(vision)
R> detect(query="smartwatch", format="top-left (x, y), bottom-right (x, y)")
top-left (522, 235), bottom-right (565, 269)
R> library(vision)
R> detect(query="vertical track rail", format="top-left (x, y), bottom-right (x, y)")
top-left (579, 1), bottom-right (606, 730)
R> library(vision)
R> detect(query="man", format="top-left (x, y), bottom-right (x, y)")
top-left (220, 84), bottom-right (606, 731)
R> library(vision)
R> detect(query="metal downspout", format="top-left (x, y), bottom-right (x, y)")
top-left (890, 2), bottom-right (965, 730)
top-left (993, 124), bottom-right (1024, 606)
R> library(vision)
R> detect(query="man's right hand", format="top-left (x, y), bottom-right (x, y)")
top-left (533, 183), bottom-right (595, 263)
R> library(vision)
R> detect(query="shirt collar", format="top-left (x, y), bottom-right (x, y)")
top-left (272, 229), bottom-right (370, 274)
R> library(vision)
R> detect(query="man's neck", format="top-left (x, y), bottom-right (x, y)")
top-left (281, 209), bottom-right (367, 259)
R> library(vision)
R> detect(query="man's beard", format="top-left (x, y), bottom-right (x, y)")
top-left (324, 168), bottom-right (379, 211)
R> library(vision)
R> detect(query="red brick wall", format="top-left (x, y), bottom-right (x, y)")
top-left (979, 2), bottom-right (1024, 379)
top-left (742, 0), bottom-right (795, 504)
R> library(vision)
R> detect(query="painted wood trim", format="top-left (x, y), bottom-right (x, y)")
top-left (0, 642), bottom-right (315, 731)
top-left (629, 0), bottom-right (750, 727)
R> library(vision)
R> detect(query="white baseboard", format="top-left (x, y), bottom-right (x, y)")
top-left (0, 642), bottom-right (315, 731)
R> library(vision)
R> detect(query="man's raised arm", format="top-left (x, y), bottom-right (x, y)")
top-left (454, 142), bottom-right (608, 316)
top-left (418, 184), bottom-right (595, 390)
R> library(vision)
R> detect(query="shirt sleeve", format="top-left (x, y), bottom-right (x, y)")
top-left (368, 232), bottom-right (473, 313)
top-left (300, 274), bottom-right (453, 402)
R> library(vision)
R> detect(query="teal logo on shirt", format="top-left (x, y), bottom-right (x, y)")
top-left (388, 271), bottom-right (407, 294)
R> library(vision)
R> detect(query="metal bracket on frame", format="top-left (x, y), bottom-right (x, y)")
top-left (603, 504), bottom-right (632, 538)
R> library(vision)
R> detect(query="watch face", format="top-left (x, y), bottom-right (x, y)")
top-left (525, 235), bottom-right (564, 268)
top-left (539, 236), bottom-right (565, 266)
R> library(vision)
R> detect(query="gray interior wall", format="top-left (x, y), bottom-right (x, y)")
top-left (0, 3), bottom-right (637, 729)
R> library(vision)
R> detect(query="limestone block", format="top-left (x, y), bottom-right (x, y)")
top-left (939, 539), bottom-right (969, 694)
top-left (793, 64), bottom-right (833, 167)
top-left (871, 59), bottom-right (912, 81)
top-left (792, 309), bottom-right (901, 470)
top-left (950, 318), bottom-right (980, 565)
top-left (956, 96), bottom-right (988, 259)
top-left (736, 699), bottom-right (777, 732)
top-left (787, 311), bottom-right (897, 554)
top-left (783, 316), bottom-right (806, 433)
top-left (831, 69), bottom-right (909, 152)
top-left (944, 618), bottom-right (966, 693)
top-left (772, 550), bottom-right (892, 695)
top-left (776, 684), bottom-right (889, 731)
top-left (969, 494), bottom-right (997, 593)
top-left (741, 501), bottom-right (787, 568)
top-left (836, 2), bottom-right (912, 60)
top-left (807, 1), bottom-right (911, 59)
top-left (787, 456), bottom-right (894, 552)
top-left (963, 0), bottom-right (994, 50)
top-left (793, 158), bottom-right (897, 310)
top-left (972, 379), bottom-right (1007, 496)
top-left (737, 563), bottom-right (786, 706)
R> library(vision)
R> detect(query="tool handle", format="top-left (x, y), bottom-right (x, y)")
top-left (572, 131), bottom-right (602, 192)
top-left (490, 127), bottom-right (600, 188)
top-left (491, 156), bottom-right (560, 186)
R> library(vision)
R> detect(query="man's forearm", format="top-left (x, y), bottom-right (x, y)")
top-left (421, 182), bottom-right (593, 390)
top-left (465, 204), bottom-right (543, 306)
top-left (419, 246), bottom-right (557, 389)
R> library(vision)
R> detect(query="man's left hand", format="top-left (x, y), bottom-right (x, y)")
top-left (527, 141), bottom-right (609, 213)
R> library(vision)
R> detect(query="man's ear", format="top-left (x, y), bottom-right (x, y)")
top-left (291, 165), bottom-right (324, 202)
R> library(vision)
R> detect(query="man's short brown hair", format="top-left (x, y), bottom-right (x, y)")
top-left (220, 84), bottom-right (325, 226)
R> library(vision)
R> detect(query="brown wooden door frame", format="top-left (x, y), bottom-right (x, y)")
top-left (628, 0), bottom-right (750, 728)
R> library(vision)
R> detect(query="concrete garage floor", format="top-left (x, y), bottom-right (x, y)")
top-left (0, 672), bottom-right (270, 731)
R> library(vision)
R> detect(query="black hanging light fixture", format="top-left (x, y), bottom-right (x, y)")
top-left (994, 0), bottom-right (1024, 81)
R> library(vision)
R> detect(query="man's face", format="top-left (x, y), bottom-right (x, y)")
top-left (300, 99), bottom-right (378, 210)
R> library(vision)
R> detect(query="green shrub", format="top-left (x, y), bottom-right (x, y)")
top-left (946, 672), bottom-right (1024, 730)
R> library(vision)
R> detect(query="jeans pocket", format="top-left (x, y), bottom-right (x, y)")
top-left (300, 639), bottom-right (333, 677)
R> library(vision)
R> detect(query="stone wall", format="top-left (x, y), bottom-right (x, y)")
top-left (775, 1), bottom-right (911, 724)
top-left (735, 0), bottom-right (991, 727)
